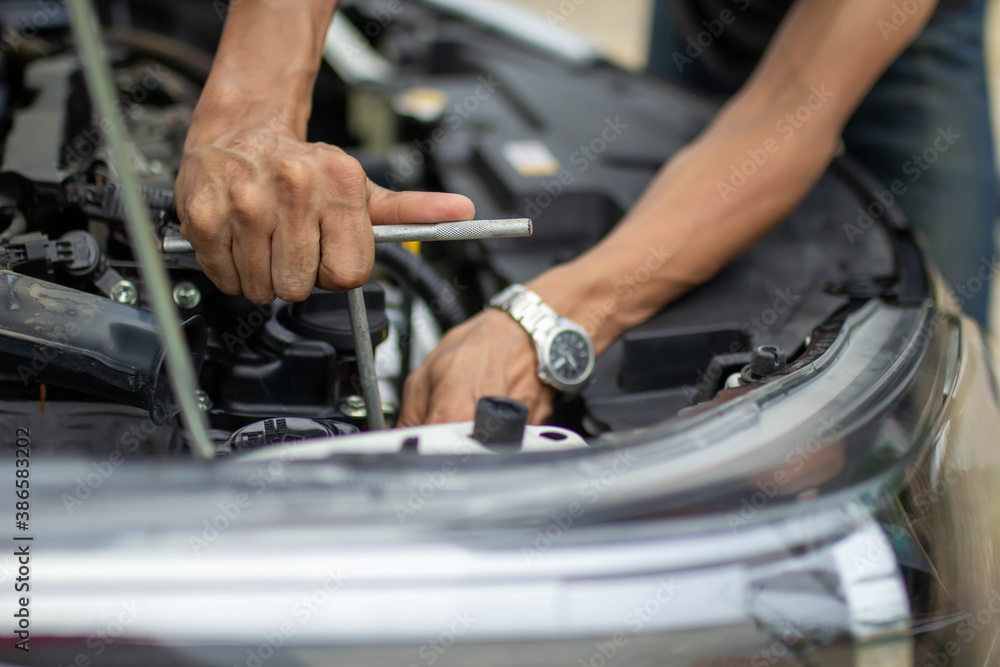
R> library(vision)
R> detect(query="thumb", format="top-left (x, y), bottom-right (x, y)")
top-left (366, 180), bottom-right (475, 225)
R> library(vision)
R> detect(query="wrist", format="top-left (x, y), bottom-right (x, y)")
top-left (526, 263), bottom-right (636, 355)
top-left (186, 79), bottom-right (313, 148)
top-left (187, 1), bottom-right (333, 146)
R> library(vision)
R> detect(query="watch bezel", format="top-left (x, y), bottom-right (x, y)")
top-left (535, 319), bottom-right (595, 392)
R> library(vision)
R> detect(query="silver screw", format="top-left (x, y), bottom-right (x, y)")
top-left (172, 281), bottom-right (202, 309)
top-left (110, 280), bottom-right (138, 305)
top-left (195, 390), bottom-right (213, 411)
top-left (340, 395), bottom-right (367, 418)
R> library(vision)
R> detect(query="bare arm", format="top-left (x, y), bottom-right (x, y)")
top-left (401, 0), bottom-right (938, 425)
top-left (176, 0), bottom-right (474, 303)
top-left (532, 0), bottom-right (939, 351)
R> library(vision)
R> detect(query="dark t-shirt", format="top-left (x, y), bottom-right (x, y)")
top-left (663, 0), bottom-right (976, 91)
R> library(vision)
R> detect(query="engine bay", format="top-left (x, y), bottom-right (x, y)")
top-left (0, 0), bottom-right (908, 456)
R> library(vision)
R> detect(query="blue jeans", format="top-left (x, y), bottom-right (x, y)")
top-left (648, 1), bottom-right (998, 326)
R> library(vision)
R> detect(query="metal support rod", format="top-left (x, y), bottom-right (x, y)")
top-left (346, 288), bottom-right (386, 431)
top-left (161, 219), bottom-right (533, 253)
top-left (66, 0), bottom-right (215, 460)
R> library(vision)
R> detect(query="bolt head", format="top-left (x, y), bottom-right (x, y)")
top-left (110, 280), bottom-right (138, 305)
top-left (340, 395), bottom-right (367, 418)
top-left (195, 389), bottom-right (213, 411)
top-left (172, 281), bottom-right (202, 309)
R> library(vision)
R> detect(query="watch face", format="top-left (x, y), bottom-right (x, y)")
top-left (547, 330), bottom-right (592, 383)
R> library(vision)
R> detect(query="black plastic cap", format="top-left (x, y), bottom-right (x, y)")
top-left (284, 285), bottom-right (388, 352)
top-left (743, 345), bottom-right (787, 383)
top-left (473, 397), bottom-right (528, 447)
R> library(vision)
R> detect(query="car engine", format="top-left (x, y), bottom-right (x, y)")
top-left (0, 0), bottom-right (912, 455)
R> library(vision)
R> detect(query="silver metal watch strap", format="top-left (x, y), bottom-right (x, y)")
top-left (490, 283), bottom-right (595, 393)
top-left (490, 285), bottom-right (559, 338)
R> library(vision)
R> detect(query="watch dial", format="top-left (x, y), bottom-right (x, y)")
top-left (548, 331), bottom-right (591, 382)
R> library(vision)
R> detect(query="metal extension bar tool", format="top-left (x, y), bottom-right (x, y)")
top-left (166, 219), bottom-right (533, 431)
top-left (344, 218), bottom-right (533, 430)
top-left (160, 219), bottom-right (533, 253)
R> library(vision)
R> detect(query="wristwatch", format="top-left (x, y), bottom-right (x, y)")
top-left (489, 284), bottom-right (595, 393)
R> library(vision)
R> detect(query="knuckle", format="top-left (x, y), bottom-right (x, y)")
top-left (216, 282), bottom-right (242, 297)
top-left (322, 262), bottom-right (370, 290)
top-left (274, 278), bottom-right (314, 303)
top-left (273, 159), bottom-right (313, 196)
top-left (320, 234), bottom-right (373, 290)
top-left (182, 193), bottom-right (218, 238)
top-left (321, 155), bottom-right (367, 197)
top-left (244, 289), bottom-right (276, 305)
top-left (197, 263), bottom-right (240, 296)
top-left (229, 181), bottom-right (264, 217)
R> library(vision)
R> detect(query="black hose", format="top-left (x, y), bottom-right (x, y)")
top-left (375, 243), bottom-right (468, 330)
top-left (99, 182), bottom-right (176, 221)
top-left (100, 28), bottom-right (213, 84)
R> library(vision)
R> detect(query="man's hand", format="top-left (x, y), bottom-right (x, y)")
top-left (174, 0), bottom-right (474, 303)
top-left (397, 309), bottom-right (556, 426)
top-left (175, 126), bottom-right (474, 304)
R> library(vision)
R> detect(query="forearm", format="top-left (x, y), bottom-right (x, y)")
top-left (530, 0), bottom-right (936, 354)
top-left (187, 0), bottom-right (339, 145)
top-left (531, 85), bottom-right (839, 353)
top-left (175, 0), bottom-right (474, 306)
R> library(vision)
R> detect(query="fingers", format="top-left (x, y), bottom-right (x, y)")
top-left (423, 354), bottom-right (504, 424)
top-left (228, 182), bottom-right (276, 303)
top-left (316, 165), bottom-right (375, 291)
top-left (178, 191), bottom-right (243, 296)
top-left (367, 182), bottom-right (475, 225)
top-left (271, 222), bottom-right (320, 302)
top-left (526, 387), bottom-right (556, 426)
top-left (398, 369), bottom-right (430, 427)
top-left (176, 132), bottom-right (474, 301)
top-left (397, 309), bottom-right (556, 428)
top-left (271, 160), bottom-right (321, 302)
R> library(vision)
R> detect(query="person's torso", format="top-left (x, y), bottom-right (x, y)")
top-left (661, 0), bottom-right (977, 92)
